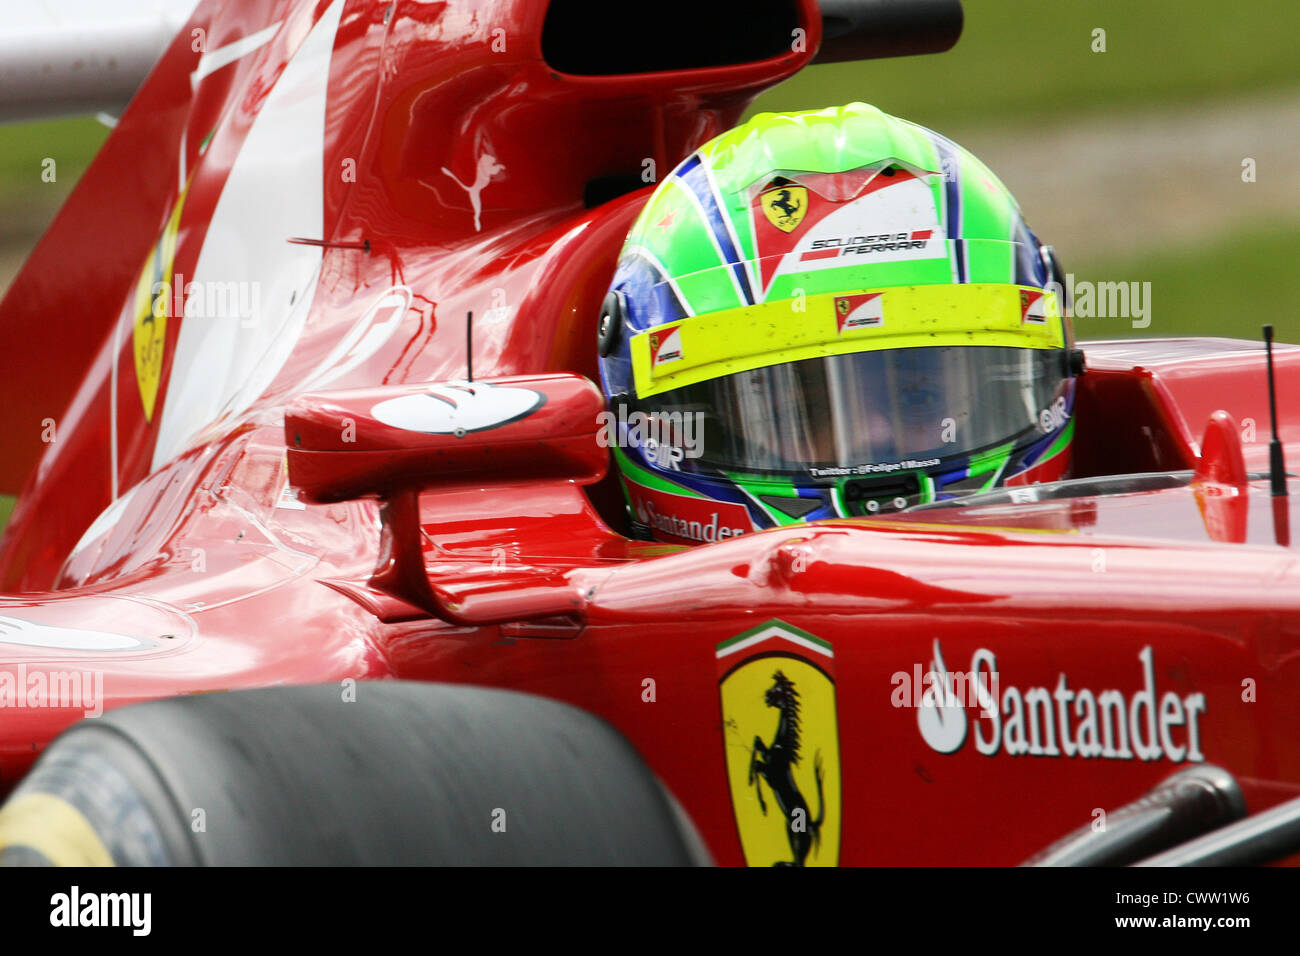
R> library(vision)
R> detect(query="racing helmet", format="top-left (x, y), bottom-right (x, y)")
top-left (596, 103), bottom-right (1080, 544)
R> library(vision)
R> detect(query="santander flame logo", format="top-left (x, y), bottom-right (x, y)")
top-left (917, 639), bottom-right (968, 754)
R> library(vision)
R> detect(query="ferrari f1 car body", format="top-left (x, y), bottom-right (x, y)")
top-left (0, 0), bottom-right (1298, 866)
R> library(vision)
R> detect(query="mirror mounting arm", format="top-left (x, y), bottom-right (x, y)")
top-left (286, 374), bottom-right (608, 627)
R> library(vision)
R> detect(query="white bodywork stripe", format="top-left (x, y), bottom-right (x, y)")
top-left (153, 0), bottom-right (344, 470)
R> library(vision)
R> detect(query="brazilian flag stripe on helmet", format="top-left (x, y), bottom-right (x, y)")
top-left (621, 246), bottom-right (694, 321)
top-left (967, 240), bottom-right (1014, 287)
top-left (924, 127), bottom-right (1026, 286)
top-left (632, 180), bottom-right (737, 312)
top-left (953, 160), bottom-right (1017, 257)
top-left (928, 132), bottom-right (965, 281)
top-left (676, 156), bottom-right (755, 305)
top-left (678, 268), bottom-right (739, 316)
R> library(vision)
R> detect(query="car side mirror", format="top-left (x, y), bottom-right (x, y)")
top-left (286, 374), bottom-right (608, 503)
top-left (284, 374), bottom-right (608, 624)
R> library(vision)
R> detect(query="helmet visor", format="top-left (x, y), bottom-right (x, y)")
top-left (633, 345), bottom-right (1070, 478)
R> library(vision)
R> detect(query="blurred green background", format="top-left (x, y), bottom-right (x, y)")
top-left (747, 0), bottom-right (1300, 344)
top-left (1, 0), bottom-right (1298, 530)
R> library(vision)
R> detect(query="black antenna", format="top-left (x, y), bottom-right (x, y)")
top-left (466, 311), bottom-right (473, 382)
top-left (1265, 324), bottom-right (1286, 496)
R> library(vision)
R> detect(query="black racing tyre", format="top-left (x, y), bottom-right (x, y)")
top-left (0, 682), bottom-right (709, 866)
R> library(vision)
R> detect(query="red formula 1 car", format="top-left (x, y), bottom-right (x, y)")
top-left (0, 0), bottom-right (1297, 867)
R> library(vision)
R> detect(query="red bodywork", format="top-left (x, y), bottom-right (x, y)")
top-left (2, 0), bottom-right (1299, 865)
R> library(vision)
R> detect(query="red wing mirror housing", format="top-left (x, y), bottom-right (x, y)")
top-left (1192, 410), bottom-right (1249, 545)
top-left (1193, 410), bottom-right (1248, 489)
top-left (283, 374), bottom-right (608, 626)
top-left (285, 374), bottom-right (608, 503)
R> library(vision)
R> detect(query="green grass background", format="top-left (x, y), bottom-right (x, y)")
top-left (2, 0), bottom-right (1298, 529)
top-left (751, 0), bottom-right (1300, 129)
top-left (0, 115), bottom-right (106, 198)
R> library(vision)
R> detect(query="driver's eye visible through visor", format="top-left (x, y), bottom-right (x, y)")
top-left (633, 344), bottom-right (1070, 475)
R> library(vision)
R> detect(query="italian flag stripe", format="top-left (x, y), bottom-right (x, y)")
top-left (715, 620), bottom-right (833, 659)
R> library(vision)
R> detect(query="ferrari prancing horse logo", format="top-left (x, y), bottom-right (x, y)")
top-left (760, 184), bottom-right (808, 233)
top-left (718, 620), bottom-right (841, 866)
top-left (130, 184), bottom-right (189, 422)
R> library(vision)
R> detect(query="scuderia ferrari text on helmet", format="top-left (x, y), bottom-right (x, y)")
top-left (597, 102), bottom-right (1082, 544)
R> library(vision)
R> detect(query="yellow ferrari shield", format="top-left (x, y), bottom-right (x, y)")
top-left (760, 185), bottom-right (807, 233)
top-left (131, 188), bottom-right (188, 422)
top-left (718, 620), bottom-right (841, 866)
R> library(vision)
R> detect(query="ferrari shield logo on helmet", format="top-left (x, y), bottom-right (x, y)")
top-left (717, 620), bottom-right (841, 866)
top-left (1020, 288), bottom-right (1047, 325)
top-left (648, 325), bottom-right (683, 366)
top-left (833, 292), bottom-right (884, 333)
top-left (760, 184), bottom-right (808, 233)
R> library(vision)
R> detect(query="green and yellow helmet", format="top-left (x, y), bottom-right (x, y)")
top-left (597, 103), bottom-right (1079, 545)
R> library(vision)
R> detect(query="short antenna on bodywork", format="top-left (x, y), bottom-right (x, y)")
top-left (1265, 325), bottom-right (1286, 496)
top-left (466, 311), bottom-right (474, 382)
